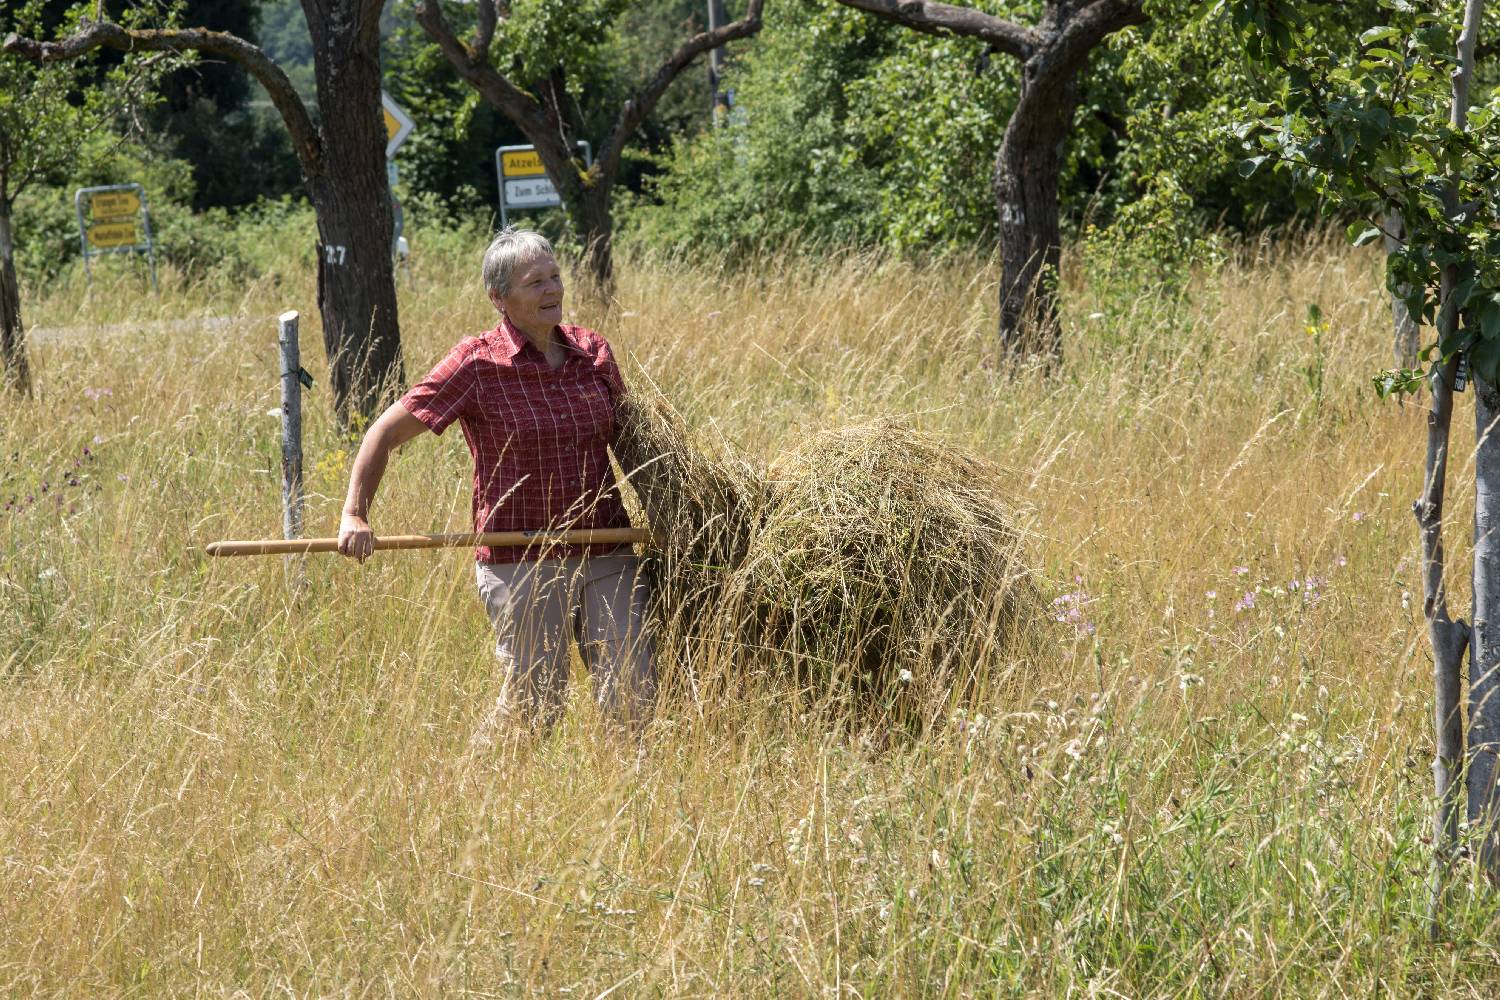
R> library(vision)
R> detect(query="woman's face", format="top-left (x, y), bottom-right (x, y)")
top-left (491, 254), bottom-right (564, 337)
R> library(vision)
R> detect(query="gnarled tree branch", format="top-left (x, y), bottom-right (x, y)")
top-left (412, 1), bottom-right (552, 140)
top-left (418, 0), bottom-right (767, 287)
top-left (3, 18), bottom-right (321, 177)
top-left (1030, 0), bottom-right (1145, 85)
top-left (833, 0), bottom-right (1037, 58)
top-left (473, 0), bottom-right (500, 59)
top-left (595, 0), bottom-right (765, 190)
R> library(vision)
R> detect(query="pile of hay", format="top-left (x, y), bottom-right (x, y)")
top-left (741, 422), bottom-right (1035, 695)
top-left (614, 382), bottom-right (1036, 707)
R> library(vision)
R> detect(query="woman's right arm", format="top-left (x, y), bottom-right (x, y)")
top-left (337, 402), bottom-right (431, 560)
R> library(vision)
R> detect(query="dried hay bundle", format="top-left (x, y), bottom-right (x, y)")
top-left (613, 384), bottom-right (765, 621)
top-left (613, 383), bottom-right (764, 570)
top-left (740, 422), bottom-right (1036, 697)
top-left (615, 386), bottom-right (1036, 707)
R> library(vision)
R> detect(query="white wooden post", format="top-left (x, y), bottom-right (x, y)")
top-left (279, 310), bottom-right (306, 591)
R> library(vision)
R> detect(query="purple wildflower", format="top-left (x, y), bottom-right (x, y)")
top-left (1052, 589), bottom-right (1098, 635)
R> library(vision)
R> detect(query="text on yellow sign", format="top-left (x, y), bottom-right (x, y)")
top-left (501, 151), bottom-right (546, 177)
top-left (87, 223), bottom-right (138, 248)
top-left (88, 191), bottom-right (141, 219)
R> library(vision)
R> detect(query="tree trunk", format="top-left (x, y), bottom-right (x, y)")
top-left (1422, 328), bottom-right (1467, 932)
top-left (303, 0), bottom-right (402, 424)
top-left (708, 0), bottom-right (729, 108)
top-left (572, 184), bottom-right (615, 296)
top-left (526, 132), bottom-right (616, 295)
top-left (1472, 376), bottom-right (1500, 877)
top-left (1384, 209), bottom-right (1420, 367)
top-left (1448, 0), bottom-right (1500, 888)
top-left (0, 197), bottom-right (30, 397)
top-left (993, 70), bottom-right (1079, 357)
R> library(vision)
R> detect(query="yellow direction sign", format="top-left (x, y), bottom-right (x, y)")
top-left (87, 222), bottom-right (138, 249)
top-left (88, 190), bottom-right (141, 219)
top-left (501, 150), bottom-right (546, 177)
top-left (381, 91), bottom-right (414, 158)
top-left (75, 183), bottom-right (157, 289)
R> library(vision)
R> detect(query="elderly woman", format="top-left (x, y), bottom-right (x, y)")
top-left (337, 228), bottom-right (654, 730)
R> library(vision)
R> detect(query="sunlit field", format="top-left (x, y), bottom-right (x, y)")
top-left (5, 221), bottom-right (1500, 996)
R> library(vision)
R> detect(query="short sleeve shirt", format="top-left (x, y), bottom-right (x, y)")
top-left (399, 318), bottom-right (631, 563)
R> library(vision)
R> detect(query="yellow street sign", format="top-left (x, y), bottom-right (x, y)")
top-left (88, 190), bottom-right (140, 219)
top-left (501, 150), bottom-right (546, 177)
top-left (381, 91), bottom-right (414, 158)
top-left (87, 222), bottom-right (138, 249)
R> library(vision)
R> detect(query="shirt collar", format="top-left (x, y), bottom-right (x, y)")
top-left (490, 315), bottom-right (589, 363)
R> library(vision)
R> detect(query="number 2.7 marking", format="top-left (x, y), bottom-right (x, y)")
top-left (323, 244), bottom-right (347, 265)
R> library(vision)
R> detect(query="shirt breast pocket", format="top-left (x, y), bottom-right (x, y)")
top-left (572, 376), bottom-right (614, 440)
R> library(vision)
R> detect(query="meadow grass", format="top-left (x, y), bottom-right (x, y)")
top-left (5, 223), bottom-right (1500, 996)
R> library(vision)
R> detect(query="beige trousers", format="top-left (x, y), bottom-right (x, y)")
top-left (474, 553), bottom-right (655, 730)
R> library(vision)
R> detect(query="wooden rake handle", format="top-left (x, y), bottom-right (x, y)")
top-left (204, 527), bottom-right (654, 557)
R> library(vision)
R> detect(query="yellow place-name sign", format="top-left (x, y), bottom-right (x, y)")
top-left (89, 190), bottom-right (141, 219)
top-left (501, 150), bottom-right (546, 177)
top-left (88, 222), bottom-right (138, 249)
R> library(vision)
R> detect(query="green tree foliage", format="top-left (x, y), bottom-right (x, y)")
top-left (1087, 4), bottom-right (1305, 232)
top-left (384, 7), bottom-right (530, 218)
top-left (1224, 0), bottom-right (1500, 913)
top-left (624, 2), bottom-right (894, 254)
top-left (145, 0), bottom-right (302, 209)
top-left (841, 29), bottom-right (1016, 249)
top-left (0, 0), bottom-right (173, 392)
top-left (256, 0), bottom-right (319, 100)
top-left (35, 1), bottom-right (303, 210)
top-left (626, 0), bottom-right (1308, 260)
top-left (413, 0), bottom-right (764, 286)
top-left (385, 0), bottom-right (714, 222)
top-left (1230, 0), bottom-right (1500, 371)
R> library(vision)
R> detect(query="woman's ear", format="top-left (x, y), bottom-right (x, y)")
top-left (487, 287), bottom-right (507, 314)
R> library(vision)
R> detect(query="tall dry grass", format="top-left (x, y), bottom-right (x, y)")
top-left (4, 226), bottom-right (1500, 995)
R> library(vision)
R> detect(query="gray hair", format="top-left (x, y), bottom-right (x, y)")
top-left (481, 227), bottom-right (556, 297)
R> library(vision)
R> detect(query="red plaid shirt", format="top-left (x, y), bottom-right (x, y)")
top-left (399, 318), bottom-right (631, 563)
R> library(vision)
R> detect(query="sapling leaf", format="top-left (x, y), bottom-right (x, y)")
top-left (1470, 335), bottom-right (1500, 385)
top-left (1454, 274), bottom-right (1479, 310)
top-left (1359, 25), bottom-right (1402, 46)
top-left (1439, 328), bottom-right (1475, 358)
top-left (1404, 289), bottom-right (1428, 324)
top-left (1481, 298), bottom-right (1500, 341)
